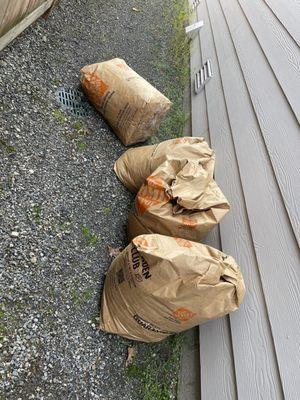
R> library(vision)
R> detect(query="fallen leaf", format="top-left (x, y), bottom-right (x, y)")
top-left (126, 346), bottom-right (137, 367)
top-left (91, 356), bottom-right (101, 370)
top-left (80, 127), bottom-right (91, 136)
top-left (108, 245), bottom-right (123, 258)
top-left (132, 7), bottom-right (141, 12)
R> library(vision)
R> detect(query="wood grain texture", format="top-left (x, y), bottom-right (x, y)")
top-left (199, 317), bottom-right (237, 400)
top-left (0, 0), bottom-right (46, 37)
top-left (190, 3), bottom-right (238, 396)
top-left (221, 0), bottom-right (300, 246)
top-left (238, 0), bottom-right (300, 123)
top-left (0, 0), bottom-right (53, 51)
top-left (0, 1), bottom-right (11, 34)
top-left (264, 0), bottom-right (300, 46)
top-left (200, 220), bottom-right (237, 400)
top-left (199, 2), bottom-right (284, 398)
top-left (189, 0), bottom-right (221, 400)
top-left (220, 0), bottom-right (300, 397)
top-left (189, 23), bottom-right (209, 138)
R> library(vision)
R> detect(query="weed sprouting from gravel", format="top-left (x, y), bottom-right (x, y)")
top-left (7, 175), bottom-right (14, 189)
top-left (127, 334), bottom-right (183, 400)
top-left (51, 78), bottom-right (60, 86)
top-left (76, 140), bottom-right (87, 151)
top-left (81, 225), bottom-right (99, 247)
top-left (150, 0), bottom-right (190, 143)
top-left (0, 309), bottom-right (7, 341)
top-left (32, 204), bottom-right (42, 224)
top-left (52, 108), bottom-right (66, 123)
top-left (0, 138), bottom-right (16, 154)
top-left (72, 288), bottom-right (93, 308)
top-left (72, 122), bottom-right (84, 131)
top-left (65, 124), bottom-right (91, 149)
top-left (103, 207), bottom-right (110, 215)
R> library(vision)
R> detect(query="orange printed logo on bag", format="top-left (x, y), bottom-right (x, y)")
top-left (174, 137), bottom-right (193, 144)
top-left (133, 236), bottom-right (149, 248)
top-left (174, 238), bottom-right (193, 248)
top-left (82, 72), bottom-right (108, 103)
top-left (116, 62), bottom-right (126, 68)
top-left (146, 176), bottom-right (165, 189)
top-left (136, 176), bottom-right (169, 215)
top-left (172, 307), bottom-right (196, 322)
top-left (178, 216), bottom-right (197, 230)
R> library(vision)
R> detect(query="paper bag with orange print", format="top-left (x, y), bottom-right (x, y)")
top-left (114, 136), bottom-right (215, 193)
top-left (80, 58), bottom-right (172, 146)
top-left (99, 234), bottom-right (245, 342)
top-left (127, 159), bottom-right (230, 242)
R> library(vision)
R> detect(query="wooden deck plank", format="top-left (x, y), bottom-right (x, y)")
top-left (0, 1), bottom-right (11, 35)
top-left (198, 1), bottom-right (284, 398)
top-left (238, 0), bottom-right (300, 123)
top-left (220, 0), bottom-right (300, 246)
top-left (219, 0), bottom-right (300, 397)
top-left (264, 0), bottom-right (300, 46)
top-left (0, 0), bottom-right (54, 52)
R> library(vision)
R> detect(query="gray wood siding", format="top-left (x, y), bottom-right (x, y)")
top-left (224, 0), bottom-right (300, 246)
top-left (264, 0), bottom-right (300, 46)
top-left (190, 25), bottom-right (209, 138)
top-left (189, 0), bottom-right (300, 398)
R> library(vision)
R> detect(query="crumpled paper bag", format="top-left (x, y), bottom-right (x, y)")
top-left (100, 234), bottom-right (245, 342)
top-left (127, 159), bottom-right (230, 241)
top-left (114, 136), bottom-right (215, 192)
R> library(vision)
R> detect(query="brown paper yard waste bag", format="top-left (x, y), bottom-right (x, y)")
top-left (100, 234), bottom-right (245, 342)
top-left (80, 58), bottom-right (172, 146)
top-left (127, 159), bottom-right (230, 242)
top-left (114, 136), bottom-right (215, 193)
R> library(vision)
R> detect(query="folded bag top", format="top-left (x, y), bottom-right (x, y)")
top-left (128, 159), bottom-right (230, 242)
top-left (114, 136), bottom-right (215, 193)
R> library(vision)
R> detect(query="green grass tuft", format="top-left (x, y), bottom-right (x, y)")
top-left (71, 288), bottom-right (93, 307)
top-left (32, 204), bottom-right (42, 224)
top-left (72, 122), bottom-right (84, 132)
top-left (103, 207), bottom-right (110, 215)
top-left (0, 139), bottom-right (17, 154)
top-left (150, 0), bottom-right (190, 144)
top-left (81, 225), bottom-right (99, 246)
top-left (52, 108), bottom-right (66, 123)
top-left (127, 334), bottom-right (183, 400)
top-left (76, 140), bottom-right (87, 151)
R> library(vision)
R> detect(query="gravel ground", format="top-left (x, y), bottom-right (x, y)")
top-left (0, 1), bottom-right (180, 398)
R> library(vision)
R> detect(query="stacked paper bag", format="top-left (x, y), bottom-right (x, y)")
top-left (98, 136), bottom-right (245, 342)
top-left (78, 59), bottom-right (245, 342)
top-left (115, 137), bottom-right (230, 241)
